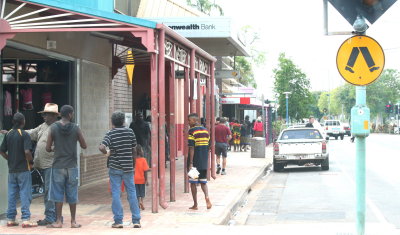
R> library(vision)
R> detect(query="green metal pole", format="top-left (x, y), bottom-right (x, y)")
top-left (355, 86), bottom-right (366, 235)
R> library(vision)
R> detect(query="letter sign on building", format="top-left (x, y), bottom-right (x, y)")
top-left (336, 35), bottom-right (385, 86)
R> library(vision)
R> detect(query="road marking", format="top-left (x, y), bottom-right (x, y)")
top-left (336, 161), bottom-right (390, 225)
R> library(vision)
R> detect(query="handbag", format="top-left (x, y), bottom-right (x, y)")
top-left (188, 167), bottom-right (200, 179)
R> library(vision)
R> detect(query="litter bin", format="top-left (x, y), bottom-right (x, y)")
top-left (251, 137), bottom-right (266, 158)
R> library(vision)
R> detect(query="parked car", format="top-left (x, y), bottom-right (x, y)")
top-left (342, 123), bottom-right (351, 136)
top-left (323, 120), bottom-right (346, 140)
top-left (273, 128), bottom-right (329, 172)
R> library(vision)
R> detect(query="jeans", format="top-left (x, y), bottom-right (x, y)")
top-left (49, 168), bottom-right (79, 203)
top-left (109, 168), bottom-right (141, 224)
top-left (7, 171), bottom-right (32, 221)
top-left (43, 168), bottom-right (56, 222)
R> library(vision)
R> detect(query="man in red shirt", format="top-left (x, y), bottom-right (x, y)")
top-left (214, 117), bottom-right (232, 175)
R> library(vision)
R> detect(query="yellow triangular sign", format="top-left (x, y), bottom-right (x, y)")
top-left (126, 50), bottom-right (135, 85)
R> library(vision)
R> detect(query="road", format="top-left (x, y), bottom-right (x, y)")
top-left (233, 134), bottom-right (400, 234)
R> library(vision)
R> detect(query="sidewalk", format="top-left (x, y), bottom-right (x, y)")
top-left (0, 146), bottom-right (272, 234)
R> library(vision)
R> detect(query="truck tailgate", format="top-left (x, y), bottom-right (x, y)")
top-left (278, 142), bottom-right (322, 155)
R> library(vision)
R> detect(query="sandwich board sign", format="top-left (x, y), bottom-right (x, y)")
top-left (336, 35), bottom-right (384, 86)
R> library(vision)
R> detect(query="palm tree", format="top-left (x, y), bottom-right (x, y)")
top-left (186, 0), bottom-right (224, 16)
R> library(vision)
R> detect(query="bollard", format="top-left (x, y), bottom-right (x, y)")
top-left (250, 137), bottom-right (266, 158)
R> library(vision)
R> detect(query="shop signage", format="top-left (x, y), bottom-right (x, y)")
top-left (193, 78), bottom-right (198, 100)
top-left (175, 70), bottom-right (185, 79)
top-left (148, 17), bottom-right (233, 38)
top-left (220, 97), bottom-right (251, 104)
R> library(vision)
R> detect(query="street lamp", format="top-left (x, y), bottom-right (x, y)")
top-left (326, 93), bottom-right (331, 117)
top-left (283, 92), bottom-right (291, 124)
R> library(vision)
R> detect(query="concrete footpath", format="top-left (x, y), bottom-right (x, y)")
top-left (0, 146), bottom-right (272, 234)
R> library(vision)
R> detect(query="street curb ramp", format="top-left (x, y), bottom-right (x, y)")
top-left (214, 161), bottom-right (272, 225)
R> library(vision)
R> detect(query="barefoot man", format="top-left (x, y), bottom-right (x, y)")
top-left (46, 105), bottom-right (87, 228)
top-left (187, 113), bottom-right (212, 210)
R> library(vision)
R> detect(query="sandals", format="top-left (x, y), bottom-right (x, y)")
top-left (37, 219), bottom-right (52, 226)
top-left (21, 221), bottom-right (38, 228)
top-left (7, 221), bottom-right (19, 227)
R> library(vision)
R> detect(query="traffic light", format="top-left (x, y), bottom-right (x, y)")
top-left (385, 104), bottom-right (391, 113)
top-left (385, 104), bottom-right (394, 113)
top-left (395, 104), bottom-right (399, 114)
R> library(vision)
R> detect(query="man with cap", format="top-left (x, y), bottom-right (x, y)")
top-left (26, 103), bottom-right (59, 226)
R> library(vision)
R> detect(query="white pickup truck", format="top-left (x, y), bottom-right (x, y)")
top-left (273, 128), bottom-right (329, 171)
top-left (323, 120), bottom-right (346, 140)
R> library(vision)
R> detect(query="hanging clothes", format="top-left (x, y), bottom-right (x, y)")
top-left (20, 88), bottom-right (34, 110)
top-left (41, 91), bottom-right (53, 106)
top-left (4, 90), bottom-right (12, 116)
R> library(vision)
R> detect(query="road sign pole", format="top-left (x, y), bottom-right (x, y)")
top-left (355, 86), bottom-right (367, 235)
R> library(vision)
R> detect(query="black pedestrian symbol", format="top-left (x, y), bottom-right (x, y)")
top-left (345, 47), bottom-right (380, 73)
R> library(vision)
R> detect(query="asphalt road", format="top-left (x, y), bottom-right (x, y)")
top-left (239, 134), bottom-right (400, 234)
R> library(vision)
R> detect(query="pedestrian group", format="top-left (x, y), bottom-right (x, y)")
top-left (1, 102), bottom-right (261, 229)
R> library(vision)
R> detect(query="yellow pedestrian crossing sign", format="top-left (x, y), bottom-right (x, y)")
top-left (336, 35), bottom-right (385, 86)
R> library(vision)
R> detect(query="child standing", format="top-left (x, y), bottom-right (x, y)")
top-left (134, 145), bottom-right (149, 210)
top-left (0, 113), bottom-right (37, 228)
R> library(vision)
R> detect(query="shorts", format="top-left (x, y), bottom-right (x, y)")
top-left (240, 136), bottom-right (250, 145)
top-left (215, 142), bottom-right (228, 158)
top-left (49, 168), bottom-right (79, 204)
top-left (188, 169), bottom-right (207, 184)
top-left (135, 184), bottom-right (146, 198)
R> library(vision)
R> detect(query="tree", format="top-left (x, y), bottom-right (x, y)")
top-left (273, 53), bottom-right (313, 121)
top-left (186, 0), bottom-right (223, 16)
top-left (367, 69), bottom-right (400, 118)
top-left (235, 56), bottom-right (256, 88)
top-left (234, 26), bottom-right (266, 88)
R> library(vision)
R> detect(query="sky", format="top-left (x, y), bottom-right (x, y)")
top-left (183, 0), bottom-right (400, 98)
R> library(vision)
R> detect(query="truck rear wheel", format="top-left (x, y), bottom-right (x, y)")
top-left (321, 157), bottom-right (329, 170)
top-left (340, 135), bottom-right (344, 140)
top-left (273, 161), bottom-right (284, 172)
top-left (335, 135), bottom-right (338, 140)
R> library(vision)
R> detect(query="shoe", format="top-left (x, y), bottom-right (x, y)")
top-left (133, 223), bottom-right (141, 228)
top-left (111, 223), bottom-right (123, 228)
top-left (7, 220), bottom-right (19, 227)
top-left (37, 219), bottom-right (52, 226)
top-left (221, 170), bottom-right (226, 175)
top-left (21, 220), bottom-right (38, 228)
top-left (216, 167), bottom-right (221, 174)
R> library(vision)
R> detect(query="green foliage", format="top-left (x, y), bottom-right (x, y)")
top-left (234, 25), bottom-right (266, 89)
top-left (366, 69), bottom-right (400, 118)
top-left (235, 56), bottom-right (256, 88)
top-left (186, 0), bottom-right (224, 16)
top-left (273, 53), bottom-right (313, 121)
top-left (315, 69), bottom-right (400, 120)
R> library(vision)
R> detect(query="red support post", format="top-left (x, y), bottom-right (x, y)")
top-left (190, 49), bottom-right (196, 113)
top-left (210, 62), bottom-right (216, 180)
top-left (168, 61), bottom-right (176, 202)
top-left (183, 67), bottom-right (190, 193)
top-left (206, 75), bottom-right (212, 180)
top-left (150, 52), bottom-right (159, 213)
top-left (158, 28), bottom-right (168, 209)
